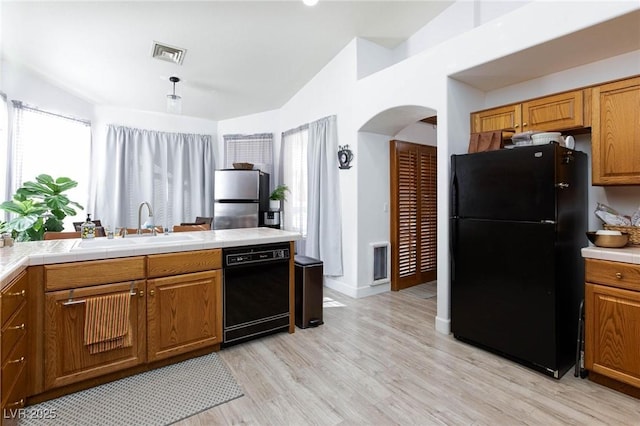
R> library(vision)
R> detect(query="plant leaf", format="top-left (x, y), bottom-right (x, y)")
top-left (7, 215), bottom-right (39, 232)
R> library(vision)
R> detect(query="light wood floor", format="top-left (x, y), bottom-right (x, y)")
top-left (179, 287), bottom-right (640, 425)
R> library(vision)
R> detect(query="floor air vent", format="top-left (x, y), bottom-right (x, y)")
top-left (370, 242), bottom-right (390, 285)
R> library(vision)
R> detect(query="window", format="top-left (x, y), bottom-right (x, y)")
top-left (9, 102), bottom-right (91, 229)
top-left (224, 133), bottom-right (273, 176)
top-left (281, 125), bottom-right (308, 237)
top-left (0, 94), bottom-right (8, 205)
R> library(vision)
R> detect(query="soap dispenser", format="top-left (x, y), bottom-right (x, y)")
top-left (81, 214), bottom-right (96, 239)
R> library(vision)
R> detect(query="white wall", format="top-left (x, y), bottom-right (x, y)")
top-left (394, 121), bottom-right (437, 146)
top-left (356, 131), bottom-right (391, 296)
top-left (2, 60), bottom-right (93, 121)
top-left (391, 1), bottom-right (530, 66)
top-left (356, 38), bottom-right (395, 80)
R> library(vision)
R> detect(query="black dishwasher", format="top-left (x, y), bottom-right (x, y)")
top-left (222, 242), bottom-right (290, 345)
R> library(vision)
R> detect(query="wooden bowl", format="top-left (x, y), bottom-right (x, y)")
top-left (232, 162), bottom-right (254, 170)
top-left (586, 231), bottom-right (629, 248)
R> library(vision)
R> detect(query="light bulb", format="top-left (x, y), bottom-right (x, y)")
top-left (302, 0), bottom-right (318, 6)
top-left (167, 94), bottom-right (182, 114)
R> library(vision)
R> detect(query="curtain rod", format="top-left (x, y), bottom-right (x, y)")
top-left (11, 100), bottom-right (91, 126)
top-left (282, 123), bottom-right (309, 137)
top-left (224, 133), bottom-right (273, 141)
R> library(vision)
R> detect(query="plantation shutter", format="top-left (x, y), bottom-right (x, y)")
top-left (390, 140), bottom-right (437, 290)
top-left (419, 147), bottom-right (437, 279)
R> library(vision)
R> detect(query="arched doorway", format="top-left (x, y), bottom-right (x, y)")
top-left (359, 105), bottom-right (438, 292)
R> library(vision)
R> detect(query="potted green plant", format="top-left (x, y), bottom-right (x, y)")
top-left (269, 184), bottom-right (289, 211)
top-left (0, 174), bottom-right (84, 241)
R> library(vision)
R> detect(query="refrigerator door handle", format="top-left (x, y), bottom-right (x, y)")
top-left (555, 182), bottom-right (569, 189)
top-left (451, 156), bottom-right (459, 217)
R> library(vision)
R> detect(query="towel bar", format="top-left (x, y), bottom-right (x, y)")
top-left (63, 290), bottom-right (137, 306)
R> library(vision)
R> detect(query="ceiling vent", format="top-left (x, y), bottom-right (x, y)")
top-left (151, 42), bottom-right (186, 65)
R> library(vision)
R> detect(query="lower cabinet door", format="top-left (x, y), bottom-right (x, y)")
top-left (585, 282), bottom-right (640, 388)
top-left (44, 280), bottom-right (146, 390)
top-left (147, 270), bottom-right (222, 362)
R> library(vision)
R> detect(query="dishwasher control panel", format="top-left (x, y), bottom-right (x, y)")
top-left (225, 245), bottom-right (290, 266)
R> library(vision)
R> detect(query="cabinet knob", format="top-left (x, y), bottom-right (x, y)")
top-left (523, 122), bottom-right (528, 126)
top-left (514, 124), bottom-right (519, 128)
top-left (3, 289), bottom-right (26, 298)
top-left (149, 289), bottom-right (155, 296)
top-left (615, 272), bottom-right (623, 279)
top-left (7, 323), bottom-right (25, 331)
top-left (139, 290), bottom-right (145, 297)
top-left (6, 399), bottom-right (25, 408)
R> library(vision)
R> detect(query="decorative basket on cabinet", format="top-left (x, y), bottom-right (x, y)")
top-left (603, 224), bottom-right (640, 246)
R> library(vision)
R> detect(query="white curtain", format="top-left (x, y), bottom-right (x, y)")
top-left (306, 115), bottom-right (343, 276)
top-left (224, 133), bottom-right (273, 176)
top-left (95, 125), bottom-right (214, 230)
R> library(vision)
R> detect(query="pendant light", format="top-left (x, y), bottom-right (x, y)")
top-left (302, 0), bottom-right (318, 6)
top-left (167, 76), bottom-right (182, 114)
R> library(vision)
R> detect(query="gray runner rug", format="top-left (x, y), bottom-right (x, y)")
top-left (17, 352), bottom-right (243, 426)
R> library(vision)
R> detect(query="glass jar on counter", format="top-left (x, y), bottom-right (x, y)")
top-left (2, 233), bottom-right (14, 247)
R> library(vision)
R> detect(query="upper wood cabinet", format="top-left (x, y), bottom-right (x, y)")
top-left (471, 104), bottom-right (521, 133)
top-left (471, 90), bottom-right (588, 133)
top-left (591, 76), bottom-right (640, 185)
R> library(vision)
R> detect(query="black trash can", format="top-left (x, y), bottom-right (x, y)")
top-left (294, 255), bottom-right (324, 329)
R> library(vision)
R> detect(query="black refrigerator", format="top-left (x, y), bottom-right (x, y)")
top-left (450, 143), bottom-right (587, 379)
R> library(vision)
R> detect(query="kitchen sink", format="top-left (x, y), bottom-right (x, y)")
top-left (71, 233), bottom-right (198, 250)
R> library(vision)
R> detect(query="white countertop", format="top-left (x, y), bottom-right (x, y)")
top-left (0, 228), bottom-right (301, 286)
top-left (581, 244), bottom-right (640, 264)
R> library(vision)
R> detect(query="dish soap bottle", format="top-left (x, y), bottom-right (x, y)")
top-left (81, 214), bottom-right (96, 239)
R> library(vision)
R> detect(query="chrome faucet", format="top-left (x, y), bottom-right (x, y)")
top-left (137, 201), bottom-right (155, 235)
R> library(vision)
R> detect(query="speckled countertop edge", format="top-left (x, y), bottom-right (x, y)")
top-left (0, 228), bottom-right (301, 288)
top-left (581, 245), bottom-right (640, 264)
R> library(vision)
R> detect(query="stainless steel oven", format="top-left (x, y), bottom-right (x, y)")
top-left (222, 242), bottom-right (290, 345)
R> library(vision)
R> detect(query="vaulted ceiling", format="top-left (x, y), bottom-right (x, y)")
top-left (2, 1), bottom-right (453, 120)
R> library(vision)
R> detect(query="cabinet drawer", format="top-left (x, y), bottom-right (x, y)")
top-left (586, 259), bottom-right (640, 291)
top-left (1, 271), bottom-right (27, 327)
top-left (1, 306), bottom-right (26, 364)
top-left (2, 364), bottom-right (26, 411)
top-left (2, 334), bottom-right (26, 394)
top-left (147, 249), bottom-right (221, 278)
top-left (45, 257), bottom-right (146, 291)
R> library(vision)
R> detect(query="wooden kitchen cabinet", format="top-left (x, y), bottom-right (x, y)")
top-left (1, 271), bottom-right (29, 419)
top-left (471, 104), bottom-right (521, 133)
top-left (44, 280), bottom-right (146, 390)
top-left (591, 76), bottom-right (640, 185)
top-left (471, 89), bottom-right (587, 133)
top-left (146, 270), bottom-right (222, 362)
top-left (146, 249), bottom-right (222, 362)
top-left (29, 248), bottom-right (224, 402)
top-left (585, 259), bottom-right (640, 394)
